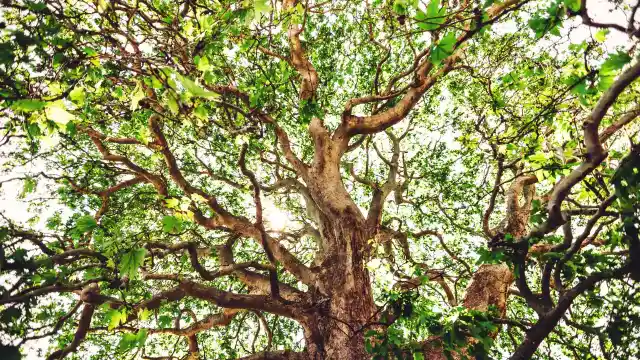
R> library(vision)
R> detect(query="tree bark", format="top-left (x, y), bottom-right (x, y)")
top-left (294, 215), bottom-right (514, 360)
top-left (304, 221), bottom-right (377, 359)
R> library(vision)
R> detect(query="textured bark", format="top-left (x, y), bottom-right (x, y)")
top-left (462, 264), bottom-right (514, 315)
top-left (294, 218), bottom-right (514, 360)
top-left (307, 222), bottom-right (377, 359)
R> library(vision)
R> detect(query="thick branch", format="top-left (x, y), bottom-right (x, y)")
top-left (284, 0), bottom-right (319, 101)
top-left (537, 58), bottom-right (640, 237)
top-left (339, 0), bottom-right (522, 137)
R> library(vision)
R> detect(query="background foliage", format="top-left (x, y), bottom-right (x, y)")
top-left (1, 0), bottom-right (640, 359)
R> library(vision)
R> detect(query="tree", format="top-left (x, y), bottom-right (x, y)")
top-left (1, 0), bottom-right (639, 359)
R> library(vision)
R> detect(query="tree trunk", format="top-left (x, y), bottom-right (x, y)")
top-left (293, 162), bottom-right (517, 359)
top-left (297, 216), bottom-right (513, 359)
top-left (295, 219), bottom-right (376, 359)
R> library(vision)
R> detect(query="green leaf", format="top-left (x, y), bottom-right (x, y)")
top-left (564, 0), bottom-right (580, 12)
top-left (46, 104), bottom-right (75, 125)
top-left (597, 74), bottom-right (615, 91)
top-left (427, 0), bottom-right (445, 18)
top-left (158, 315), bottom-right (172, 328)
top-left (69, 87), bottom-right (86, 104)
top-left (594, 29), bottom-right (609, 43)
top-left (97, 0), bottom-right (108, 12)
top-left (254, 0), bottom-right (271, 20)
top-left (165, 198), bottom-right (180, 208)
top-left (138, 308), bottom-right (151, 321)
top-left (416, 0), bottom-right (446, 30)
top-left (83, 47), bottom-right (98, 57)
top-left (365, 339), bottom-right (373, 353)
top-left (20, 177), bottom-right (37, 198)
top-left (119, 248), bottom-right (147, 278)
top-left (165, 92), bottom-right (180, 115)
top-left (27, 122), bottom-right (41, 138)
top-left (528, 14), bottom-right (561, 39)
top-left (150, 76), bottom-right (163, 89)
top-left (118, 333), bottom-right (138, 351)
top-left (26, 2), bottom-right (46, 12)
top-left (162, 215), bottom-right (182, 233)
top-left (130, 83), bottom-right (145, 111)
top-left (83, 46), bottom-right (101, 66)
top-left (196, 55), bottom-right (210, 72)
top-left (11, 99), bottom-right (46, 112)
top-left (106, 309), bottom-right (127, 330)
top-left (136, 329), bottom-right (148, 346)
top-left (194, 104), bottom-right (208, 119)
top-left (430, 31), bottom-right (456, 64)
top-left (75, 216), bottom-right (98, 233)
top-left (476, 248), bottom-right (505, 264)
top-left (393, 0), bottom-right (408, 15)
top-left (118, 329), bottom-right (147, 351)
top-left (600, 51), bottom-right (632, 75)
top-left (569, 77), bottom-right (589, 95)
top-left (529, 152), bottom-right (547, 163)
top-left (178, 75), bottom-right (220, 99)
top-left (65, 121), bottom-right (77, 136)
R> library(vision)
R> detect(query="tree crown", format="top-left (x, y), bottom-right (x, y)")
top-left (1, 0), bottom-right (640, 359)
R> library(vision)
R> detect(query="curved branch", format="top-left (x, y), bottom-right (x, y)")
top-left (338, 0), bottom-right (523, 137)
top-left (46, 286), bottom-right (99, 360)
top-left (239, 143), bottom-right (286, 300)
top-left (535, 58), bottom-right (640, 238)
top-left (284, 0), bottom-right (319, 101)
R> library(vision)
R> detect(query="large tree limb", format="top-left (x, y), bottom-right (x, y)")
top-left (235, 350), bottom-right (307, 360)
top-left (508, 262), bottom-right (632, 360)
top-left (239, 144), bottom-right (287, 301)
top-left (46, 285), bottom-right (99, 360)
top-left (533, 58), bottom-right (640, 238)
top-left (283, 0), bottom-right (319, 101)
top-left (178, 280), bottom-right (304, 318)
top-left (338, 0), bottom-right (522, 137)
top-left (147, 114), bottom-right (315, 288)
top-left (216, 241), bottom-right (309, 303)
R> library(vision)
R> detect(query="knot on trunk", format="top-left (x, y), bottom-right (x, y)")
top-left (79, 283), bottom-right (101, 304)
top-left (462, 264), bottom-right (514, 317)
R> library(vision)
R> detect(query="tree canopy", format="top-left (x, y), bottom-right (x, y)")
top-left (1, 0), bottom-right (640, 359)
